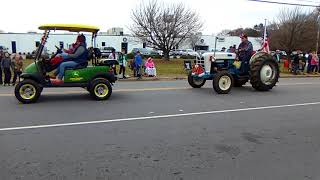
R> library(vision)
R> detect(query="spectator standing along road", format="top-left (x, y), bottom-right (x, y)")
top-left (310, 52), bottom-right (319, 74)
top-left (118, 49), bottom-right (127, 79)
top-left (318, 53), bottom-right (320, 73)
top-left (0, 50), bottom-right (3, 85)
top-left (1, 52), bottom-right (12, 86)
top-left (134, 51), bottom-right (143, 80)
top-left (307, 52), bottom-right (312, 74)
top-left (108, 49), bottom-right (118, 75)
top-left (12, 53), bottom-right (23, 85)
top-left (292, 52), bottom-right (300, 75)
top-left (274, 50), bottom-right (281, 63)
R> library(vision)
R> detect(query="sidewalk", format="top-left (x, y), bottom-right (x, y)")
top-left (119, 73), bottom-right (320, 81)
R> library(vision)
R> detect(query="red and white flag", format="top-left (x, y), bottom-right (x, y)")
top-left (261, 19), bottom-right (270, 53)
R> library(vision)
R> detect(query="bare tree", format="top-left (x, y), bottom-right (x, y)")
top-left (188, 32), bottom-right (202, 50)
top-left (269, 7), bottom-right (317, 53)
top-left (130, 0), bottom-right (203, 60)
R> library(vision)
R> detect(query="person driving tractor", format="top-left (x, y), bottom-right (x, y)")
top-left (51, 34), bottom-right (88, 84)
top-left (238, 33), bottom-right (253, 74)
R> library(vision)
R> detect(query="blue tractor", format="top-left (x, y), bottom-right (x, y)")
top-left (187, 51), bottom-right (280, 94)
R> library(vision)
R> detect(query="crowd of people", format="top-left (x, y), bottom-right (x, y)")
top-left (130, 51), bottom-right (157, 79)
top-left (0, 51), bottom-right (24, 86)
top-left (110, 50), bottom-right (157, 80)
top-left (280, 51), bottom-right (320, 75)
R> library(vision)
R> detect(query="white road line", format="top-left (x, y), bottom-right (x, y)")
top-left (1, 101), bottom-right (320, 132)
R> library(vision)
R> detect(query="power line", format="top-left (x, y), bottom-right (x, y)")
top-left (298, 0), bottom-right (320, 3)
top-left (248, 0), bottom-right (320, 7)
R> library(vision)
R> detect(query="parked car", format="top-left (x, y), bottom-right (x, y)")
top-left (181, 49), bottom-right (199, 57)
top-left (131, 48), bottom-right (159, 56)
top-left (169, 49), bottom-right (182, 56)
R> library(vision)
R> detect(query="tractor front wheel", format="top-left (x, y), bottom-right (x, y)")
top-left (213, 71), bottom-right (234, 94)
top-left (188, 72), bottom-right (206, 88)
top-left (15, 79), bottom-right (42, 104)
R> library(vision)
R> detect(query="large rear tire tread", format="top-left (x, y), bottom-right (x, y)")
top-left (14, 79), bottom-right (41, 104)
top-left (250, 56), bottom-right (279, 91)
top-left (188, 72), bottom-right (206, 88)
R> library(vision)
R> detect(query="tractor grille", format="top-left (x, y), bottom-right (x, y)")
top-left (196, 57), bottom-right (205, 68)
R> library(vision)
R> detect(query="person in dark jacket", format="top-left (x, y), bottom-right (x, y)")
top-left (307, 51), bottom-right (312, 73)
top-left (1, 52), bottom-right (12, 86)
top-left (238, 33), bottom-right (253, 74)
top-left (291, 51), bottom-right (300, 75)
top-left (134, 51), bottom-right (143, 80)
top-left (318, 53), bottom-right (320, 73)
top-left (0, 50), bottom-right (3, 85)
top-left (53, 34), bottom-right (88, 84)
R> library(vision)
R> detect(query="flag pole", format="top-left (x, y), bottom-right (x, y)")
top-left (263, 19), bottom-right (267, 42)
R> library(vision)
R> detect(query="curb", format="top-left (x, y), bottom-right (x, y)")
top-left (280, 75), bottom-right (320, 78)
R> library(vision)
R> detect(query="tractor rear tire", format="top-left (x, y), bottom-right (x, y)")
top-left (250, 56), bottom-right (279, 91)
top-left (89, 78), bottom-right (112, 100)
top-left (213, 71), bottom-right (234, 94)
top-left (188, 72), bottom-right (206, 88)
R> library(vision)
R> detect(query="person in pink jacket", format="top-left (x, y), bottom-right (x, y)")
top-left (310, 52), bottom-right (319, 74)
top-left (144, 57), bottom-right (157, 77)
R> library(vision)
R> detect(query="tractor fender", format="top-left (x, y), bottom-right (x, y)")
top-left (249, 52), bottom-right (275, 65)
top-left (20, 73), bottom-right (45, 84)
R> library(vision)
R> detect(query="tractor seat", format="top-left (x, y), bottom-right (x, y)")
top-left (66, 62), bottom-right (88, 70)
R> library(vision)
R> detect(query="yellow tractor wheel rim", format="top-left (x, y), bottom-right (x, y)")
top-left (94, 83), bottom-right (109, 98)
top-left (19, 84), bottom-right (36, 100)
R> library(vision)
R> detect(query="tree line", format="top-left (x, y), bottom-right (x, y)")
top-left (130, 0), bottom-right (320, 60)
top-left (227, 8), bottom-right (320, 54)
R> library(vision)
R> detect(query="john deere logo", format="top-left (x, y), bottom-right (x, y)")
top-left (70, 71), bottom-right (83, 81)
top-left (73, 71), bottom-right (80, 77)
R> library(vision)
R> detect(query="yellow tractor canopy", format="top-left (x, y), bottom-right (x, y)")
top-left (39, 24), bottom-right (100, 33)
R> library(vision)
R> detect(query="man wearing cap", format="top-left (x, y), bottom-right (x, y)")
top-left (238, 34), bottom-right (253, 74)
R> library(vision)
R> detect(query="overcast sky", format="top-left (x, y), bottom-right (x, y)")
top-left (0, 0), bottom-right (317, 34)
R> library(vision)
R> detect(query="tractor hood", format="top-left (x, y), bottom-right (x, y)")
top-left (202, 52), bottom-right (236, 61)
top-left (23, 62), bottom-right (38, 73)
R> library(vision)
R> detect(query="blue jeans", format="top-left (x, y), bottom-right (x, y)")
top-left (57, 61), bottom-right (79, 79)
top-left (135, 65), bottom-right (141, 77)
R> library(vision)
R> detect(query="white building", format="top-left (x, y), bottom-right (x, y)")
top-left (0, 32), bottom-right (262, 54)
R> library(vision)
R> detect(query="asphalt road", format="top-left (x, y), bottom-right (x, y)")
top-left (1, 78), bottom-right (320, 180)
